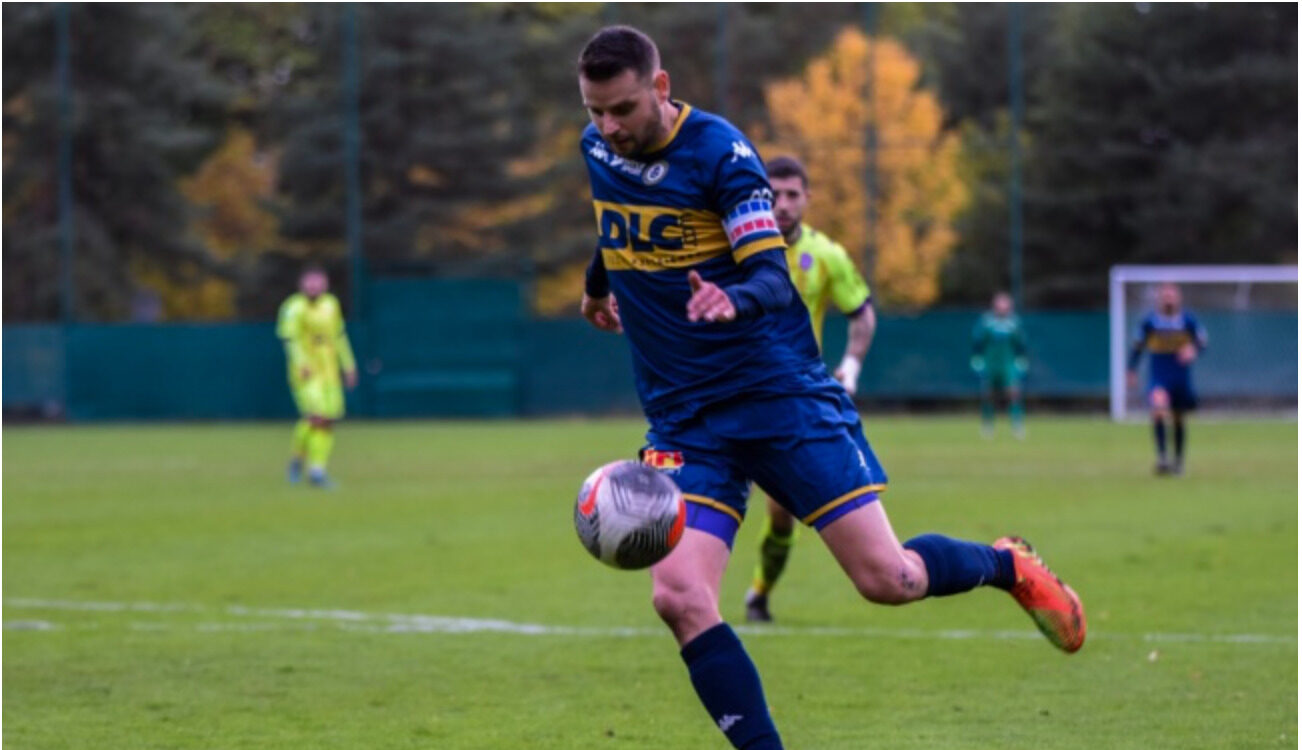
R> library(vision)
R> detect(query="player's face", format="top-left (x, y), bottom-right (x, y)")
top-left (580, 68), bottom-right (669, 157)
top-left (1158, 285), bottom-right (1181, 313)
top-left (770, 176), bottom-right (808, 237)
top-left (300, 272), bottom-right (328, 299)
top-left (993, 293), bottom-right (1012, 316)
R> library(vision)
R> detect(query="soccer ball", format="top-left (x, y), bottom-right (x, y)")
top-left (574, 460), bottom-right (686, 570)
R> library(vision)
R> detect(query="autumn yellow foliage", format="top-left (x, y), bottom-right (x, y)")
top-left (135, 127), bottom-right (280, 320)
top-left (760, 29), bottom-right (966, 308)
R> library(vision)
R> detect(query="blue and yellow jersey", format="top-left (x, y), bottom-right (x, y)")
top-left (1128, 310), bottom-right (1207, 385)
top-left (581, 102), bottom-right (821, 416)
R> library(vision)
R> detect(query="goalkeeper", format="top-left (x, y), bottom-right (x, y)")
top-left (971, 291), bottom-right (1029, 438)
top-left (277, 265), bottom-right (358, 488)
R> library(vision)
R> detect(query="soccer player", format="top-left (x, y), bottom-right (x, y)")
top-left (576, 26), bottom-right (1085, 749)
top-left (277, 265), bottom-right (358, 489)
top-left (1126, 283), bottom-right (1207, 475)
top-left (742, 155), bottom-right (877, 624)
top-left (971, 291), bottom-right (1029, 438)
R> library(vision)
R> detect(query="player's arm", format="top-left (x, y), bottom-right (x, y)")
top-left (1126, 319), bottom-right (1151, 388)
top-left (824, 244), bottom-right (875, 393)
top-left (688, 134), bottom-right (792, 323)
top-left (1178, 314), bottom-right (1208, 365)
top-left (334, 306), bottom-right (358, 389)
top-left (581, 244), bottom-right (622, 333)
top-left (1013, 321), bottom-right (1029, 375)
top-left (970, 320), bottom-right (988, 374)
top-left (276, 298), bottom-right (311, 379)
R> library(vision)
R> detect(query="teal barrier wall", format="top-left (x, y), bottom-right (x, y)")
top-left (5, 280), bottom-right (1296, 419)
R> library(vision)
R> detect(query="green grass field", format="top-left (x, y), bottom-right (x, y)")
top-left (4, 416), bottom-right (1297, 749)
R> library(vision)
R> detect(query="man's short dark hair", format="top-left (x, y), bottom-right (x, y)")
top-left (578, 25), bottom-right (660, 82)
top-left (301, 264), bottom-right (327, 279)
top-left (765, 156), bottom-right (809, 188)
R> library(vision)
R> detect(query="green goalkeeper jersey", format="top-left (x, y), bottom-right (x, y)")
top-left (277, 292), bottom-right (356, 385)
top-left (971, 312), bottom-right (1028, 374)
top-left (784, 224), bottom-right (872, 350)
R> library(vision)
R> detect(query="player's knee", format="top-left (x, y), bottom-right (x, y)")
top-left (651, 578), bottom-right (716, 629)
top-left (848, 565), bottom-right (917, 606)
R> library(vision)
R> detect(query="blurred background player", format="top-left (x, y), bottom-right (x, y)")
top-left (971, 291), bottom-right (1029, 438)
top-left (743, 155), bottom-right (876, 623)
top-left (277, 266), bottom-right (358, 488)
top-left (1127, 283), bottom-right (1207, 475)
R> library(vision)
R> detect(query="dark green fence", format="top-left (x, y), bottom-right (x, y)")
top-left (5, 280), bottom-right (1295, 420)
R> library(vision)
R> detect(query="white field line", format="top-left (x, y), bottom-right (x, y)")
top-left (4, 598), bottom-right (1296, 646)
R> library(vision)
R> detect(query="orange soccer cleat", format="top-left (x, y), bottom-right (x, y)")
top-left (994, 536), bottom-right (1086, 653)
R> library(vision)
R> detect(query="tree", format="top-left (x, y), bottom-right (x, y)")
top-left (1022, 3), bottom-right (1297, 307)
top-left (760, 29), bottom-right (966, 308)
top-left (3, 3), bottom-right (228, 321)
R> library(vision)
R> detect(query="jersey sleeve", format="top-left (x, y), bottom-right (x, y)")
top-left (706, 133), bottom-right (786, 263)
top-left (823, 243), bottom-right (871, 315)
top-left (332, 298), bottom-right (357, 373)
top-left (1186, 313), bottom-right (1208, 350)
top-left (1127, 318), bottom-right (1153, 371)
top-left (277, 297), bottom-right (309, 370)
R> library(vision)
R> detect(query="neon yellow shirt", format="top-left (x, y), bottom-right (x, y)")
top-left (276, 292), bottom-right (356, 384)
top-left (784, 224), bottom-right (872, 350)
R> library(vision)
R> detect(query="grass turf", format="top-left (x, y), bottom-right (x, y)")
top-left (3, 416), bottom-right (1297, 748)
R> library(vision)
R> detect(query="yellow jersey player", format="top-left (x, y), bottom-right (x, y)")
top-left (743, 156), bottom-right (877, 623)
top-left (277, 266), bottom-right (358, 489)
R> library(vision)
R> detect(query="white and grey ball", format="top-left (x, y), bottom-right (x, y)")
top-left (574, 460), bottom-right (685, 570)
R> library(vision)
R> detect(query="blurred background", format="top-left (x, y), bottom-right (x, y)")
top-left (3, 2), bottom-right (1297, 421)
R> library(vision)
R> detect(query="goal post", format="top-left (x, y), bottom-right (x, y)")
top-left (1108, 265), bottom-right (1299, 421)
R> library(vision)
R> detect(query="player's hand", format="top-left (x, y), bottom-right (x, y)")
top-left (1126, 371), bottom-right (1138, 390)
top-left (834, 355), bottom-right (861, 396)
top-left (581, 293), bottom-right (623, 334)
top-left (686, 270), bottom-right (736, 323)
top-left (1177, 343), bottom-right (1197, 365)
top-left (969, 356), bottom-right (985, 375)
top-left (344, 369), bottom-right (358, 389)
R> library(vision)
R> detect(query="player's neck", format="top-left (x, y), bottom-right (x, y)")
top-left (783, 224), bottom-right (803, 246)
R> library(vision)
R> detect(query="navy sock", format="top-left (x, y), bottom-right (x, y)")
top-left (1173, 419), bottom-right (1185, 461)
top-left (903, 534), bottom-right (1016, 595)
top-left (1153, 418), bottom-right (1167, 459)
top-left (680, 623), bottom-right (782, 749)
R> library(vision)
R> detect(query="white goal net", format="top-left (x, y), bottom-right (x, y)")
top-left (1109, 265), bottom-right (1298, 421)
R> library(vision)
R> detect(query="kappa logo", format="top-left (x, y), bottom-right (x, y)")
top-left (717, 714), bottom-right (744, 733)
top-left (643, 160), bottom-right (669, 186)
top-left (588, 141), bottom-right (609, 163)
top-left (730, 140), bottom-right (756, 163)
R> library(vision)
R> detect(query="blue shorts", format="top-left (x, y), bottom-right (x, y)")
top-left (641, 372), bottom-right (888, 548)
top-left (1150, 379), bottom-right (1198, 411)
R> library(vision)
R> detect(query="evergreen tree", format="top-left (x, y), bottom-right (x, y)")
top-left (1023, 3), bottom-right (1297, 307)
top-left (2, 3), bottom-right (228, 321)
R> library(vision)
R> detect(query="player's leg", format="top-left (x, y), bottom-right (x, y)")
top-left (299, 377), bottom-right (342, 488)
top-left (652, 529), bottom-right (781, 749)
top-left (1148, 386), bottom-right (1172, 474)
top-left (1008, 380), bottom-right (1026, 439)
top-left (979, 376), bottom-right (996, 437)
top-left (744, 494), bottom-right (796, 623)
top-left (643, 431), bottom-right (783, 750)
top-left (288, 380), bottom-right (312, 483)
top-left (1171, 411), bottom-right (1186, 475)
top-left (305, 416), bottom-right (336, 487)
top-left (745, 386), bottom-right (1084, 652)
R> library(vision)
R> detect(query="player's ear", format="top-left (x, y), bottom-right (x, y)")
top-left (652, 69), bottom-right (670, 104)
